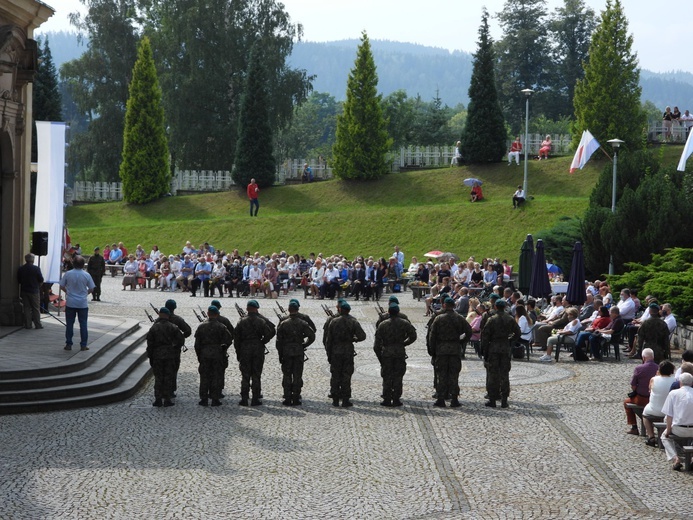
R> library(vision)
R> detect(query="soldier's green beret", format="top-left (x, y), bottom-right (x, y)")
top-left (247, 300), bottom-right (260, 309)
top-left (388, 296), bottom-right (399, 304)
top-left (648, 303), bottom-right (660, 311)
top-left (165, 299), bottom-right (177, 310)
top-left (489, 294), bottom-right (500, 300)
top-left (495, 299), bottom-right (507, 308)
top-left (444, 297), bottom-right (455, 306)
top-left (289, 298), bottom-right (300, 308)
top-left (388, 302), bottom-right (399, 312)
top-left (340, 301), bottom-right (351, 311)
top-left (211, 300), bottom-right (222, 309)
top-left (338, 298), bottom-right (346, 305)
top-left (159, 307), bottom-right (171, 315)
top-left (208, 306), bottom-right (219, 315)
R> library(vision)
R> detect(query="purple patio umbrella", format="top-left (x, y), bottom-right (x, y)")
top-left (565, 241), bottom-right (586, 306)
top-left (518, 234), bottom-right (534, 295)
top-left (529, 239), bottom-right (552, 299)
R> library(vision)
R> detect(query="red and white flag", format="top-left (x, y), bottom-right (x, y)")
top-left (570, 130), bottom-right (600, 173)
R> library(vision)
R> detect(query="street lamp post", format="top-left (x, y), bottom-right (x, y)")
top-left (606, 138), bottom-right (624, 275)
top-left (521, 89), bottom-right (534, 196)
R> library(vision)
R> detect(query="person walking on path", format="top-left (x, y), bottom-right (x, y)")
top-left (146, 307), bottom-right (185, 407)
top-left (59, 256), bottom-right (95, 351)
top-left (17, 253), bottom-right (44, 329)
top-left (247, 178), bottom-right (260, 217)
top-left (87, 246), bottom-right (106, 301)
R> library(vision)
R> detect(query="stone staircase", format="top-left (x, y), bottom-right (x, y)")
top-left (0, 318), bottom-right (151, 414)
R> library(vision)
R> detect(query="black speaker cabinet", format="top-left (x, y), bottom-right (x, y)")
top-left (31, 231), bottom-right (49, 256)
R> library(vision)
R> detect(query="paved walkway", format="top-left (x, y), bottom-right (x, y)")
top-left (0, 277), bottom-right (690, 519)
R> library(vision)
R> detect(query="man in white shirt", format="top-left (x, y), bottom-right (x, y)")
top-left (617, 288), bottom-right (636, 323)
top-left (393, 246), bottom-right (404, 270)
top-left (680, 109), bottom-right (693, 138)
top-left (512, 185), bottom-right (525, 208)
top-left (662, 303), bottom-right (677, 334)
top-left (321, 262), bottom-right (340, 299)
top-left (661, 372), bottom-right (693, 471)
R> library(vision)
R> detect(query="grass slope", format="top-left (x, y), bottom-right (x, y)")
top-left (65, 146), bottom-right (684, 266)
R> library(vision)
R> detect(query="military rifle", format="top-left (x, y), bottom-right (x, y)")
top-left (276, 301), bottom-right (287, 314)
top-left (376, 300), bottom-right (386, 315)
top-left (149, 302), bottom-right (159, 313)
top-left (198, 305), bottom-right (208, 319)
top-left (144, 308), bottom-right (155, 323)
top-left (235, 302), bottom-right (247, 318)
top-left (274, 308), bottom-right (286, 321)
top-left (321, 303), bottom-right (335, 317)
top-left (192, 308), bottom-right (204, 323)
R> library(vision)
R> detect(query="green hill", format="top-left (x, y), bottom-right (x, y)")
top-left (65, 147), bottom-right (685, 266)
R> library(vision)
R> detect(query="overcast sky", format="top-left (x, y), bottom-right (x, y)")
top-left (39, 0), bottom-right (691, 73)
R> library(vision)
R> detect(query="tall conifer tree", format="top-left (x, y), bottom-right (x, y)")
top-left (32, 37), bottom-right (63, 162)
top-left (461, 9), bottom-right (506, 163)
top-left (332, 32), bottom-right (392, 180)
top-left (572, 0), bottom-right (643, 149)
top-left (233, 45), bottom-right (275, 188)
top-left (119, 36), bottom-right (170, 204)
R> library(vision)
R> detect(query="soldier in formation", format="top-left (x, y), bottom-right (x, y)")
top-left (636, 303), bottom-right (671, 363)
top-left (276, 300), bottom-right (315, 405)
top-left (428, 297), bottom-right (472, 408)
top-left (376, 295), bottom-right (409, 327)
top-left (481, 299), bottom-right (521, 408)
top-left (146, 307), bottom-right (185, 407)
top-left (165, 299), bottom-right (192, 397)
top-left (233, 300), bottom-right (275, 406)
top-left (374, 302), bottom-right (417, 406)
top-left (281, 298), bottom-right (317, 333)
top-left (325, 301), bottom-right (366, 407)
top-left (211, 299), bottom-right (234, 396)
top-left (195, 306), bottom-right (233, 406)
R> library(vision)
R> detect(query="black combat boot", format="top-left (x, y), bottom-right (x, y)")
top-left (380, 399), bottom-right (392, 407)
top-left (433, 398), bottom-right (446, 407)
top-left (250, 398), bottom-right (262, 406)
top-left (163, 399), bottom-right (174, 407)
top-left (239, 395), bottom-right (249, 406)
top-left (392, 399), bottom-right (403, 407)
top-left (282, 399), bottom-right (292, 406)
top-left (342, 399), bottom-right (353, 408)
top-left (485, 400), bottom-right (497, 408)
top-left (501, 397), bottom-right (509, 408)
top-left (153, 398), bottom-right (163, 407)
top-left (211, 399), bottom-right (222, 407)
top-left (198, 398), bottom-right (209, 406)
top-left (450, 398), bottom-right (461, 408)
top-left (332, 397), bottom-right (340, 407)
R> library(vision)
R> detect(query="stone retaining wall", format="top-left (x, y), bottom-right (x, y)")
top-left (672, 323), bottom-right (693, 352)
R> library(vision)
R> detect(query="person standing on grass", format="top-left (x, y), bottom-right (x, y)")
top-left (247, 178), bottom-right (260, 217)
top-left (59, 256), bottom-right (95, 351)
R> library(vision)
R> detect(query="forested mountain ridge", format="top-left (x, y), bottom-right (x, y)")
top-left (41, 31), bottom-right (693, 113)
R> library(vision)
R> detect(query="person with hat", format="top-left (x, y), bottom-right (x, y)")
top-left (146, 307), bottom-right (185, 407)
top-left (280, 299), bottom-right (316, 332)
top-left (233, 300), bottom-right (275, 406)
top-left (276, 300), bottom-right (316, 405)
top-left (195, 306), bottom-right (233, 406)
top-left (429, 297), bottom-right (473, 407)
top-left (211, 299), bottom-right (234, 396)
top-left (325, 300), bottom-right (366, 407)
top-left (374, 303), bottom-right (417, 406)
top-left (376, 296), bottom-right (409, 328)
top-left (481, 299), bottom-right (521, 408)
top-left (635, 304), bottom-right (671, 362)
top-left (164, 299), bottom-right (191, 396)
top-left (87, 247), bottom-right (106, 301)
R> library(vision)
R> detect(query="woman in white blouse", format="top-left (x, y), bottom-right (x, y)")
top-left (643, 360), bottom-right (677, 445)
top-left (309, 259), bottom-right (325, 297)
top-left (541, 307), bottom-right (580, 361)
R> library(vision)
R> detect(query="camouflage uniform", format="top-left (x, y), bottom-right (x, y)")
top-left (146, 318), bottom-right (185, 402)
top-left (169, 313), bottom-right (192, 393)
top-left (325, 314), bottom-right (367, 404)
top-left (636, 317), bottom-right (670, 363)
top-left (233, 312), bottom-right (275, 403)
top-left (194, 318), bottom-right (233, 401)
top-left (429, 309), bottom-right (472, 402)
top-left (276, 314), bottom-right (315, 404)
top-left (374, 315), bottom-right (417, 404)
top-left (376, 310), bottom-right (409, 328)
top-left (216, 314), bottom-right (235, 391)
top-left (284, 311), bottom-right (316, 333)
top-left (481, 310), bottom-right (521, 403)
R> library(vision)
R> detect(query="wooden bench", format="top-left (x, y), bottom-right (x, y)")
top-left (410, 285), bottom-right (430, 301)
top-left (107, 264), bottom-right (124, 277)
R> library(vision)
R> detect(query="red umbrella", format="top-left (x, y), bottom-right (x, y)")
top-left (424, 250), bottom-right (445, 258)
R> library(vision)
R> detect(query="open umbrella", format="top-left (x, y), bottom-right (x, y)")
top-left (440, 252), bottom-right (459, 262)
top-left (546, 263), bottom-right (562, 274)
top-left (529, 239), bottom-right (552, 299)
top-left (566, 241), bottom-right (586, 306)
top-left (463, 178), bottom-right (483, 187)
top-left (424, 250), bottom-right (444, 259)
top-left (518, 234), bottom-right (534, 295)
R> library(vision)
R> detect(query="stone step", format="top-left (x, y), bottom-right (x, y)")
top-left (0, 319), bottom-right (142, 380)
top-left (0, 341), bottom-right (148, 402)
top-left (0, 351), bottom-right (152, 414)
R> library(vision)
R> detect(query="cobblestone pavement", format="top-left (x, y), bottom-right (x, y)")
top-left (1, 278), bottom-right (691, 519)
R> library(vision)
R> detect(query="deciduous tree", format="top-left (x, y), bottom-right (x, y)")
top-left (332, 32), bottom-right (392, 180)
top-left (119, 37), bottom-right (170, 204)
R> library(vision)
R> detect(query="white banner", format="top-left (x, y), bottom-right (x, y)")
top-left (34, 122), bottom-right (66, 283)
